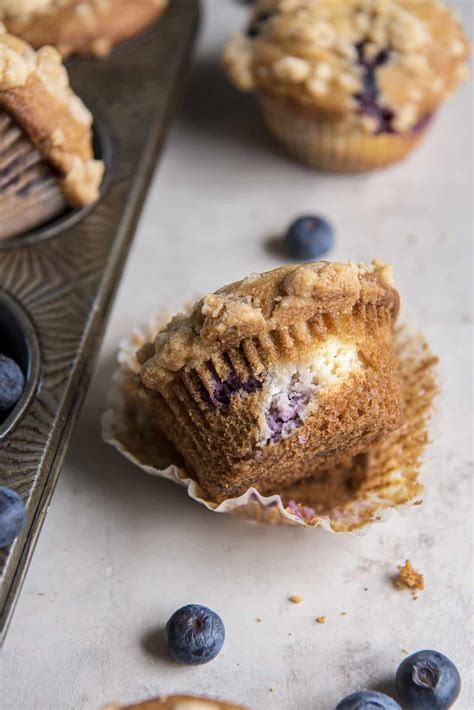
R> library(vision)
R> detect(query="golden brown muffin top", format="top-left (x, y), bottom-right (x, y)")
top-left (0, 0), bottom-right (68, 19)
top-left (223, 0), bottom-right (470, 133)
top-left (138, 260), bottom-right (399, 388)
top-left (0, 0), bottom-right (168, 58)
top-left (0, 26), bottom-right (104, 205)
top-left (104, 695), bottom-right (248, 710)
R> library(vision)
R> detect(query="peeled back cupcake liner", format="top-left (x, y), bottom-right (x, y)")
top-left (258, 94), bottom-right (429, 173)
top-left (101, 311), bottom-right (438, 532)
top-left (0, 109), bottom-right (66, 241)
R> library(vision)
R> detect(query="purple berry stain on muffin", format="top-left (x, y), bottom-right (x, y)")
top-left (287, 499), bottom-right (316, 521)
top-left (264, 373), bottom-right (315, 443)
top-left (354, 42), bottom-right (395, 134)
top-left (197, 355), bottom-right (262, 410)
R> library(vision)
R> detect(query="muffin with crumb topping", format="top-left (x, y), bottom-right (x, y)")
top-left (223, 0), bottom-right (470, 172)
top-left (103, 694), bottom-right (248, 710)
top-left (0, 0), bottom-right (168, 58)
top-left (123, 260), bottom-right (403, 503)
top-left (0, 27), bottom-right (104, 241)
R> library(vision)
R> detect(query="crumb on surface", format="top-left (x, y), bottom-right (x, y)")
top-left (315, 616), bottom-right (327, 624)
top-left (340, 611), bottom-right (348, 616)
top-left (363, 587), bottom-right (369, 591)
top-left (289, 594), bottom-right (304, 604)
top-left (256, 617), bottom-right (262, 623)
top-left (395, 559), bottom-right (425, 599)
top-left (402, 648), bottom-right (410, 655)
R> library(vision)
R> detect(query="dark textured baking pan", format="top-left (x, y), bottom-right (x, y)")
top-left (0, 0), bottom-right (199, 643)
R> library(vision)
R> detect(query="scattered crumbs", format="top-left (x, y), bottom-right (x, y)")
top-left (315, 616), bottom-right (327, 625)
top-left (395, 559), bottom-right (425, 600)
top-left (363, 587), bottom-right (369, 591)
top-left (289, 594), bottom-right (304, 604)
top-left (256, 618), bottom-right (263, 623)
top-left (340, 611), bottom-right (348, 616)
top-left (402, 648), bottom-right (410, 655)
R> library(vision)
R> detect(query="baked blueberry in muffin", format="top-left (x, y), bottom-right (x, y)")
top-left (124, 260), bottom-right (404, 502)
top-left (223, 0), bottom-right (470, 172)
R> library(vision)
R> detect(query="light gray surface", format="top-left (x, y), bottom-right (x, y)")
top-left (1, 2), bottom-right (472, 709)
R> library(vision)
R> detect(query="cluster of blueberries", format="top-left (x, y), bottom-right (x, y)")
top-left (165, 604), bottom-right (461, 710)
top-left (0, 353), bottom-right (26, 547)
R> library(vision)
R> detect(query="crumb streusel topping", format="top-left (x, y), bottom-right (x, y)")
top-left (138, 260), bottom-right (397, 388)
top-left (0, 0), bottom-right (165, 21)
top-left (395, 559), bottom-right (425, 599)
top-left (223, 0), bottom-right (470, 133)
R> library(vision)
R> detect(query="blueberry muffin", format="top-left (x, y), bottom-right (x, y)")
top-left (124, 260), bottom-right (403, 503)
top-left (0, 27), bottom-right (104, 240)
top-left (0, 0), bottom-right (168, 58)
top-left (223, 0), bottom-right (470, 172)
top-left (104, 696), bottom-right (248, 710)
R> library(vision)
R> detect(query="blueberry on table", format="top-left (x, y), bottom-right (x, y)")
top-left (165, 604), bottom-right (225, 665)
top-left (395, 650), bottom-right (461, 710)
top-left (0, 354), bottom-right (24, 412)
top-left (285, 215), bottom-right (335, 260)
top-left (336, 691), bottom-right (401, 709)
top-left (0, 486), bottom-right (26, 548)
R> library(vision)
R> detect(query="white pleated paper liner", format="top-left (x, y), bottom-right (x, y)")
top-left (101, 313), bottom-right (438, 532)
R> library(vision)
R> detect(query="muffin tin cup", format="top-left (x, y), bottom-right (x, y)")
top-left (102, 312), bottom-right (438, 532)
top-left (0, 0), bottom-right (199, 643)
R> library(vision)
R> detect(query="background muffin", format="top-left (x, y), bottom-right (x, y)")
top-left (0, 0), bottom-right (169, 58)
top-left (104, 695), bottom-right (248, 709)
top-left (104, 695), bottom-right (249, 710)
top-left (0, 27), bottom-right (104, 240)
top-left (223, 0), bottom-right (470, 172)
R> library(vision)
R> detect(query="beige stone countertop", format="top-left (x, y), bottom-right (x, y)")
top-left (1, 2), bottom-right (472, 709)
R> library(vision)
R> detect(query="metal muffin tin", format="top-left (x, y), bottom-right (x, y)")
top-left (0, 0), bottom-right (199, 643)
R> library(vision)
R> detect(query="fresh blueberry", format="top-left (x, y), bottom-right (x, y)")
top-left (395, 650), bottom-right (461, 710)
top-left (165, 604), bottom-right (225, 665)
top-left (336, 691), bottom-right (401, 710)
top-left (0, 486), bottom-right (26, 548)
top-left (0, 354), bottom-right (24, 412)
top-left (285, 215), bottom-right (335, 260)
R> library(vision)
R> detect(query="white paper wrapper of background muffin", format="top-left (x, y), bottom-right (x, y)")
top-left (101, 307), bottom-right (438, 533)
